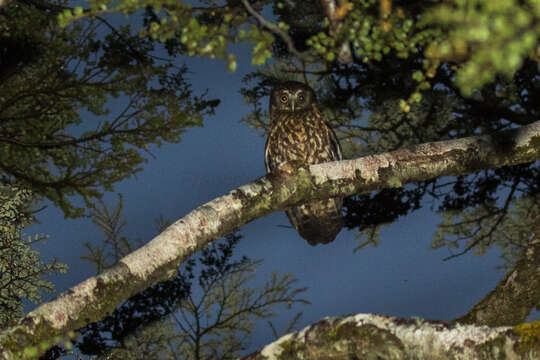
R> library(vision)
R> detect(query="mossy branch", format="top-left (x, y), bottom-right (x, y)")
top-left (243, 313), bottom-right (540, 359)
top-left (455, 221), bottom-right (540, 327)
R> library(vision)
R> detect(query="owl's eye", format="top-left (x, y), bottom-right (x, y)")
top-left (280, 94), bottom-right (288, 103)
top-left (297, 93), bottom-right (305, 102)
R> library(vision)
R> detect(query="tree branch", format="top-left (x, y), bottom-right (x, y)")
top-left (455, 217), bottom-right (540, 327)
top-left (240, 0), bottom-right (312, 62)
top-left (442, 179), bottom-right (519, 261)
top-left (1, 120), bottom-right (539, 358)
top-left (242, 313), bottom-right (537, 359)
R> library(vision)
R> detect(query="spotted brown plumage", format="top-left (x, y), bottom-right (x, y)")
top-left (265, 81), bottom-right (343, 245)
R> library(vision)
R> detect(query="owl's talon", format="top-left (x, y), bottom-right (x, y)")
top-left (277, 163), bottom-right (296, 175)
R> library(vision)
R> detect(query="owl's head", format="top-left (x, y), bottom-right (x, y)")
top-left (270, 81), bottom-right (316, 112)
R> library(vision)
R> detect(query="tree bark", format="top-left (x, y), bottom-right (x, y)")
top-left (1, 120), bottom-right (539, 359)
top-left (455, 214), bottom-right (540, 327)
top-left (242, 313), bottom-right (540, 359)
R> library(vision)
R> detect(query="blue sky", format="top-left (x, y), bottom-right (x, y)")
top-left (25, 20), bottom-right (537, 355)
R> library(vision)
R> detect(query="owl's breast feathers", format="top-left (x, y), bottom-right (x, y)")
top-left (265, 104), bottom-right (343, 245)
top-left (265, 105), bottom-right (341, 172)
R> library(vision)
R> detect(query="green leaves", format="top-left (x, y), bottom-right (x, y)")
top-left (423, 0), bottom-right (540, 95)
top-left (2, 2), bottom-right (219, 217)
top-left (0, 186), bottom-right (67, 328)
top-left (227, 53), bottom-right (237, 72)
top-left (58, 0), bottom-right (539, 99)
top-left (73, 6), bottom-right (84, 16)
top-left (239, 25), bottom-right (274, 66)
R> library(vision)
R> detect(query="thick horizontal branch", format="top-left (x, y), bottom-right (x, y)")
top-left (242, 313), bottom-right (540, 359)
top-left (1, 120), bottom-right (539, 358)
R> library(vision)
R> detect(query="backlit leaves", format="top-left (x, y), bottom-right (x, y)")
top-left (62, 0), bottom-right (539, 96)
top-left (1, 1), bottom-right (219, 217)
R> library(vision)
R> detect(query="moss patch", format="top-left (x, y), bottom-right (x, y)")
top-left (474, 333), bottom-right (509, 360)
top-left (278, 338), bottom-right (308, 359)
top-left (275, 321), bottom-right (405, 360)
top-left (514, 320), bottom-right (540, 355)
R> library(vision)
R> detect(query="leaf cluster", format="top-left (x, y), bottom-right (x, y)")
top-left (1, 1), bottom-right (219, 217)
top-left (422, 0), bottom-right (540, 95)
top-left (65, 0), bottom-right (539, 96)
top-left (0, 186), bottom-right (66, 330)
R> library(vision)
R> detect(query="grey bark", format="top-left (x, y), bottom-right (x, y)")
top-left (243, 313), bottom-right (539, 359)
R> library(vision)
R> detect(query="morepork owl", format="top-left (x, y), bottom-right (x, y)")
top-left (265, 81), bottom-right (343, 245)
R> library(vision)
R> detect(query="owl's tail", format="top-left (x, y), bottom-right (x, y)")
top-left (286, 198), bottom-right (344, 245)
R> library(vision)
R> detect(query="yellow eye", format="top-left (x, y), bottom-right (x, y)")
top-left (280, 94), bottom-right (288, 103)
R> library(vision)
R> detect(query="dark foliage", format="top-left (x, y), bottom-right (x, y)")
top-left (75, 275), bottom-right (190, 355)
top-left (63, 233), bottom-right (244, 357)
top-left (0, 1), bottom-right (219, 217)
top-left (343, 186), bottom-right (425, 230)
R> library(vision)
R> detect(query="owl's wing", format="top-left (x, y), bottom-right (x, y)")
top-left (328, 126), bottom-right (343, 161)
top-left (264, 136), bottom-right (272, 173)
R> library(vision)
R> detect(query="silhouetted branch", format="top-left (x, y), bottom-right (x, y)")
top-left (455, 201), bottom-right (540, 327)
top-left (240, 0), bottom-right (313, 62)
top-left (443, 179), bottom-right (519, 261)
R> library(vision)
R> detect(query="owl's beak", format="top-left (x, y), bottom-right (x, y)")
top-left (290, 99), bottom-right (296, 111)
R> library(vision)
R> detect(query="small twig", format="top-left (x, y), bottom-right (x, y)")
top-left (443, 180), bottom-right (520, 261)
top-left (240, 0), bottom-right (312, 62)
top-left (320, 0), bottom-right (352, 63)
top-left (94, 16), bottom-right (175, 66)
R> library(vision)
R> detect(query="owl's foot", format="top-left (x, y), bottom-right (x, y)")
top-left (276, 162), bottom-right (296, 175)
